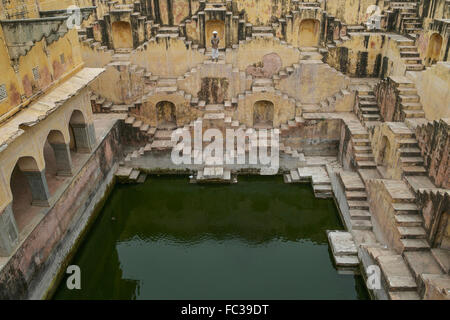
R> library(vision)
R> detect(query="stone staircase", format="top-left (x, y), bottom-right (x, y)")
top-left (348, 121), bottom-right (377, 169)
top-left (366, 246), bottom-right (420, 299)
top-left (394, 37), bottom-right (424, 71)
top-left (353, 82), bottom-right (382, 128)
top-left (285, 166), bottom-right (333, 198)
top-left (337, 171), bottom-right (373, 231)
top-left (386, 122), bottom-right (427, 176)
top-left (390, 76), bottom-right (426, 119)
top-left (115, 166), bottom-right (147, 184)
top-left (389, 1), bottom-right (423, 38)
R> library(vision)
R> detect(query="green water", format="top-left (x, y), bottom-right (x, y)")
top-left (53, 175), bottom-right (369, 300)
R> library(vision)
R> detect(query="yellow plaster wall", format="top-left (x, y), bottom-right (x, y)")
top-left (0, 28), bottom-right (24, 117)
top-left (130, 38), bottom-right (206, 77)
top-left (408, 62), bottom-right (450, 120)
top-left (226, 37), bottom-right (301, 71)
top-left (235, 0), bottom-right (293, 25)
top-left (0, 0), bottom-right (39, 19)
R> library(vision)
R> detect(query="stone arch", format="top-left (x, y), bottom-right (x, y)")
top-left (426, 33), bottom-right (443, 66)
top-left (156, 101), bottom-right (177, 128)
top-left (205, 19), bottom-right (225, 49)
top-left (378, 135), bottom-right (391, 166)
top-left (298, 19), bottom-right (320, 47)
top-left (43, 130), bottom-right (73, 197)
top-left (10, 156), bottom-right (49, 231)
top-left (111, 21), bottom-right (133, 49)
top-left (253, 100), bottom-right (274, 128)
top-left (69, 109), bottom-right (95, 153)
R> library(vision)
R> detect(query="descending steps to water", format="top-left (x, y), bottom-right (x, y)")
top-left (285, 166), bottom-right (333, 198)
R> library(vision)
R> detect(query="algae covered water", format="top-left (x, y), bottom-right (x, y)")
top-left (53, 175), bottom-right (369, 300)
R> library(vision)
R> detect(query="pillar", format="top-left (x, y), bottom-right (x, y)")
top-left (23, 170), bottom-right (50, 207)
top-left (0, 203), bottom-right (19, 256)
top-left (71, 122), bottom-right (96, 153)
top-left (50, 143), bottom-right (73, 176)
top-left (199, 12), bottom-right (206, 48)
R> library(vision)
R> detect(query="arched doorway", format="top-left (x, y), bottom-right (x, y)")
top-left (253, 100), bottom-right (274, 128)
top-left (44, 130), bottom-right (73, 196)
top-left (156, 101), bottom-right (176, 128)
top-left (10, 156), bottom-right (50, 231)
top-left (69, 110), bottom-right (94, 154)
top-left (426, 33), bottom-right (443, 66)
top-left (205, 19), bottom-right (225, 49)
top-left (298, 19), bottom-right (320, 47)
top-left (111, 21), bottom-right (133, 49)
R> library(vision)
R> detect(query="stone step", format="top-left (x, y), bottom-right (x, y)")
top-left (360, 107), bottom-right (380, 114)
top-left (399, 148), bottom-right (422, 157)
top-left (283, 173), bottom-right (292, 183)
top-left (345, 191), bottom-right (367, 200)
top-left (125, 116), bottom-right (135, 125)
top-left (353, 145), bottom-right (372, 153)
top-left (154, 130), bottom-right (174, 140)
top-left (399, 94), bottom-right (420, 103)
top-left (401, 239), bottom-right (430, 252)
top-left (352, 138), bottom-right (371, 146)
top-left (339, 171), bottom-right (366, 191)
top-left (406, 64), bottom-right (425, 71)
top-left (348, 200), bottom-right (370, 210)
top-left (129, 169), bottom-right (140, 181)
top-left (351, 219), bottom-right (372, 230)
top-left (314, 184), bottom-right (332, 193)
top-left (402, 166), bottom-right (427, 176)
top-left (398, 226), bottom-right (427, 239)
top-left (290, 169), bottom-right (300, 181)
top-left (362, 114), bottom-right (381, 121)
top-left (404, 251), bottom-right (444, 282)
top-left (392, 202), bottom-right (419, 215)
top-left (398, 45), bottom-right (418, 52)
top-left (388, 291), bottom-right (420, 300)
top-left (349, 209), bottom-right (371, 221)
top-left (395, 214), bottom-right (423, 227)
top-left (400, 157), bottom-right (424, 166)
top-left (354, 153), bottom-right (375, 161)
top-left (377, 254), bottom-right (417, 291)
top-left (400, 51), bottom-right (420, 57)
top-left (356, 160), bottom-right (377, 168)
top-left (402, 109), bottom-right (426, 118)
top-left (327, 231), bottom-right (359, 267)
top-left (401, 102), bottom-right (423, 110)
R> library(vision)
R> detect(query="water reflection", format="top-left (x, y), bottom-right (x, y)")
top-left (53, 176), bottom-right (369, 300)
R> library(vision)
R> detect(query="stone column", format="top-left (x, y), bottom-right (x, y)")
top-left (71, 122), bottom-right (96, 153)
top-left (226, 12), bottom-right (232, 48)
top-left (50, 142), bottom-right (73, 176)
top-left (199, 12), bottom-right (206, 48)
top-left (0, 203), bottom-right (19, 256)
top-left (22, 170), bottom-right (50, 207)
